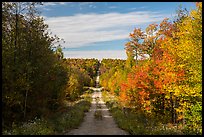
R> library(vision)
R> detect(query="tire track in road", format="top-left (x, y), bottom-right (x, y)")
top-left (65, 91), bottom-right (129, 135)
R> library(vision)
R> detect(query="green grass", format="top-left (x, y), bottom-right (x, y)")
top-left (94, 110), bottom-right (103, 120)
top-left (94, 99), bottom-right (103, 120)
top-left (3, 118), bottom-right (54, 135)
top-left (50, 100), bottom-right (91, 134)
top-left (3, 92), bottom-right (92, 135)
top-left (94, 97), bottom-right (103, 120)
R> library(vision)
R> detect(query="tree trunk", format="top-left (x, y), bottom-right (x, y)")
top-left (24, 89), bottom-right (28, 118)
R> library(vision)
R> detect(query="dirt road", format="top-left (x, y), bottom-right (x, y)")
top-left (65, 91), bottom-right (129, 135)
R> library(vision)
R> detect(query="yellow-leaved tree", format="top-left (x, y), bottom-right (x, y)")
top-left (161, 2), bottom-right (202, 134)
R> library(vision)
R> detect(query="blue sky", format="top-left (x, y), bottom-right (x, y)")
top-left (37, 2), bottom-right (196, 60)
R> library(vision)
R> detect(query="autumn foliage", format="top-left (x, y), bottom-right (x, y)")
top-left (2, 2), bottom-right (99, 131)
top-left (101, 3), bottom-right (202, 134)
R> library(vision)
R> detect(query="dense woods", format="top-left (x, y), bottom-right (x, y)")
top-left (2, 2), bottom-right (99, 132)
top-left (100, 3), bottom-right (202, 134)
top-left (2, 2), bottom-right (202, 135)
top-left (62, 58), bottom-right (99, 101)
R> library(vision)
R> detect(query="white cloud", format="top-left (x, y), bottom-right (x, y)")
top-left (39, 2), bottom-right (71, 11)
top-left (63, 50), bottom-right (149, 60)
top-left (109, 6), bottom-right (117, 9)
top-left (42, 2), bottom-right (69, 7)
top-left (42, 2), bottom-right (57, 6)
top-left (89, 5), bottom-right (96, 8)
top-left (43, 11), bottom-right (170, 48)
top-left (63, 50), bottom-right (127, 60)
top-left (79, 2), bottom-right (94, 5)
top-left (130, 7), bottom-right (137, 10)
top-left (78, 2), bottom-right (95, 10)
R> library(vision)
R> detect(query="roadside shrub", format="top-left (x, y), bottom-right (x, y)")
top-left (3, 118), bottom-right (53, 135)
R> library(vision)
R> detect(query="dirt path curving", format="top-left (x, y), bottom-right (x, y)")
top-left (65, 91), bottom-right (129, 135)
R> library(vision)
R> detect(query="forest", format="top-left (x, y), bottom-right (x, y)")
top-left (2, 2), bottom-right (202, 135)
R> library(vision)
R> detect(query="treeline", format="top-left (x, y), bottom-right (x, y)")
top-left (2, 2), bottom-right (99, 131)
top-left (100, 59), bottom-right (126, 95)
top-left (63, 58), bottom-right (99, 101)
top-left (100, 3), bottom-right (202, 134)
top-left (64, 58), bottom-right (99, 85)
